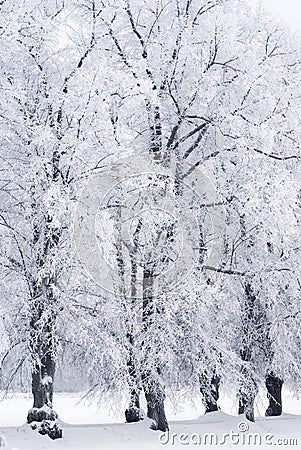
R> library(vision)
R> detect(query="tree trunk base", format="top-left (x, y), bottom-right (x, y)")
top-left (200, 372), bottom-right (220, 415)
top-left (142, 374), bottom-right (169, 432)
top-left (27, 406), bottom-right (58, 424)
top-left (265, 373), bottom-right (283, 417)
top-left (149, 407), bottom-right (169, 432)
top-left (146, 398), bottom-right (168, 432)
top-left (205, 403), bottom-right (219, 414)
top-left (265, 408), bottom-right (282, 417)
top-left (238, 397), bottom-right (255, 422)
top-left (31, 420), bottom-right (62, 440)
top-left (125, 406), bottom-right (144, 423)
top-left (245, 410), bottom-right (255, 422)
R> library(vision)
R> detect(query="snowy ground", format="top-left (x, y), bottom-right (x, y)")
top-left (0, 389), bottom-right (300, 449)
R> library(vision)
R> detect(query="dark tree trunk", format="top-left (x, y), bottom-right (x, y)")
top-left (142, 374), bottom-right (169, 432)
top-left (141, 267), bottom-right (168, 432)
top-left (125, 228), bottom-right (143, 423)
top-left (238, 387), bottom-right (256, 422)
top-left (125, 382), bottom-right (141, 423)
top-left (237, 283), bottom-right (258, 423)
top-left (28, 210), bottom-right (61, 423)
top-left (26, 130), bottom-right (62, 441)
top-left (237, 354), bottom-right (257, 423)
top-left (27, 332), bottom-right (58, 424)
top-left (125, 337), bottom-right (142, 423)
top-left (265, 372), bottom-right (283, 416)
top-left (27, 281), bottom-right (58, 425)
top-left (32, 354), bottom-right (55, 409)
top-left (27, 304), bottom-right (62, 440)
top-left (199, 371), bottom-right (220, 413)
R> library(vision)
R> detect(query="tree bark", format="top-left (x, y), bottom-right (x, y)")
top-left (237, 283), bottom-right (258, 422)
top-left (125, 379), bottom-right (141, 423)
top-left (32, 354), bottom-right (55, 410)
top-left (237, 350), bottom-right (257, 423)
top-left (141, 267), bottom-right (168, 432)
top-left (238, 386), bottom-right (256, 422)
top-left (125, 223), bottom-right (143, 423)
top-left (26, 177), bottom-right (62, 439)
top-left (125, 326), bottom-right (142, 422)
top-left (199, 371), bottom-right (220, 413)
top-left (142, 373), bottom-right (169, 432)
top-left (27, 312), bottom-right (58, 424)
top-left (265, 372), bottom-right (283, 416)
top-left (27, 275), bottom-right (58, 424)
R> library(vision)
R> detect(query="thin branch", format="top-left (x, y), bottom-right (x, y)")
top-left (247, 147), bottom-right (300, 161)
top-left (203, 265), bottom-right (246, 276)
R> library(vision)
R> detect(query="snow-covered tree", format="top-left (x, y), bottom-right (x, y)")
top-left (0, 0), bottom-right (114, 435)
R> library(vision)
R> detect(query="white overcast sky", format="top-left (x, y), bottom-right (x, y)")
top-left (257, 0), bottom-right (301, 30)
